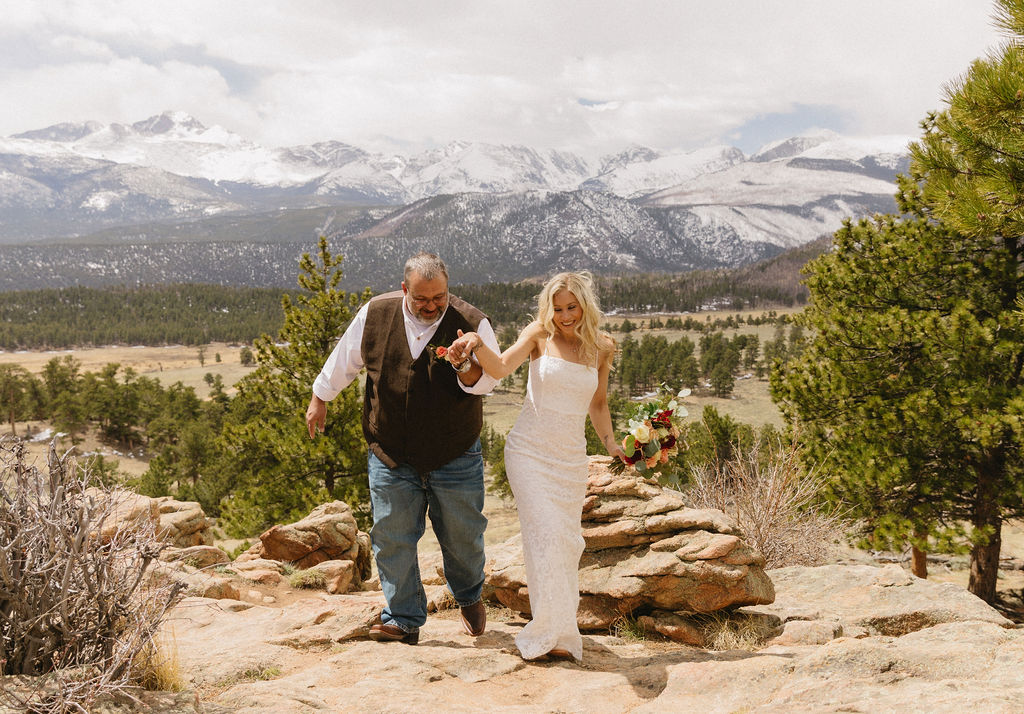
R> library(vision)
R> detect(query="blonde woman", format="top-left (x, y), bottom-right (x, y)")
top-left (447, 271), bottom-right (624, 662)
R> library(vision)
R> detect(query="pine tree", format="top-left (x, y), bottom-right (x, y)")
top-left (894, 0), bottom-right (1024, 601)
top-left (771, 200), bottom-right (1024, 602)
top-left (217, 235), bottom-right (372, 535)
top-left (0, 365), bottom-right (32, 434)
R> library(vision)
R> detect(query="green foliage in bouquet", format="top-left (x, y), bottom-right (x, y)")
top-left (611, 385), bottom-right (691, 481)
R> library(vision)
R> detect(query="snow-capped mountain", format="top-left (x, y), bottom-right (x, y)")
top-left (583, 144), bottom-right (746, 198)
top-left (0, 111), bottom-right (912, 289)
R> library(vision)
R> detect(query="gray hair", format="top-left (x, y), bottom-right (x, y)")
top-left (404, 252), bottom-right (449, 283)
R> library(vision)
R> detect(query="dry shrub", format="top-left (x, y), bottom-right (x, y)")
top-left (610, 614), bottom-right (647, 643)
top-left (288, 568), bottom-right (327, 589)
top-left (129, 629), bottom-right (184, 693)
top-left (690, 610), bottom-right (779, 651)
top-left (0, 437), bottom-right (184, 713)
top-left (686, 440), bottom-right (848, 568)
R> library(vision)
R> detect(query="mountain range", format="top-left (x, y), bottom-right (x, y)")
top-left (0, 111), bottom-right (912, 291)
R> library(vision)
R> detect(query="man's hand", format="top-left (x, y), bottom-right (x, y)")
top-left (306, 395), bottom-right (327, 438)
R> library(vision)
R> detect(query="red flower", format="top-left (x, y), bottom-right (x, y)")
top-left (435, 345), bottom-right (448, 358)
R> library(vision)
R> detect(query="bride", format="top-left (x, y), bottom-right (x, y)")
top-left (447, 272), bottom-right (624, 662)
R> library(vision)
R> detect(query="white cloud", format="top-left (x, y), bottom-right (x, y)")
top-left (0, 0), bottom-right (1006, 157)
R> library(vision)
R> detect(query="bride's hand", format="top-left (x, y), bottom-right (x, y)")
top-left (447, 329), bottom-right (480, 364)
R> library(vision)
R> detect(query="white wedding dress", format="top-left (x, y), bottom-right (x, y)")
top-left (504, 347), bottom-right (598, 661)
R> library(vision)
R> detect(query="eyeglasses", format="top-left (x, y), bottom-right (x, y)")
top-left (410, 292), bottom-right (449, 308)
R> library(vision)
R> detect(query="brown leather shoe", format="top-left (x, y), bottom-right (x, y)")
top-left (368, 623), bottom-right (419, 644)
top-left (460, 600), bottom-right (486, 636)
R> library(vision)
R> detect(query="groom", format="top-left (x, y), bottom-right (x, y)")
top-left (306, 252), bottom-right (501, 644)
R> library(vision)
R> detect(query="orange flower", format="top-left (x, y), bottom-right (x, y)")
top-left (435, 345), bottom-right (448, 358)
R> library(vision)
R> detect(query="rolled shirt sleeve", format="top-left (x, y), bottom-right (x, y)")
top-left (311, 303), bottom-right (368, 402)
top-left (457, 317), bottom-right (501, 395)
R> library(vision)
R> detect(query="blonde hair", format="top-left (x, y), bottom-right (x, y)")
top-left (536, 271), bottom-right (613, 366)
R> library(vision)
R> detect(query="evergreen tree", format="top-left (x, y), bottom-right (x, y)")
top-left (41, 356), bottom-right (84, 440)
top-left (0, 365), bottom-right (32, 434)
top-left (885, 0), bottom-right (1024, 600)
top-left (771, 202), bottom-right (1024, 602)
top-left (481, 422), bottom-right (512, 500)
top-left (680, 405), bottom-right (754, 473)
top-left (217, 235), bottom-right (372, 535)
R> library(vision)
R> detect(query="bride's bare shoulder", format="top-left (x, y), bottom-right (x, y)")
top-left (521, 321), bottom-right (547, 340)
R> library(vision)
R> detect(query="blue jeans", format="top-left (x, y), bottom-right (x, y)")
top-left (368, 441), bottom-right (487, 633)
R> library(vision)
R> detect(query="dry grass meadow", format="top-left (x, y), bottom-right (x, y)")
top-left (0, 308), bottom-right (799, 483)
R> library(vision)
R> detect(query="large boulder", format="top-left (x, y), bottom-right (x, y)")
top-left (87, 487), bottom-right (160, 542)
top-left (237, 501), bottom-right (372, 589)
top-left (155, 497), bottom-right (215, 547)
top-left (160, 544), bottom-right (230, 569)
top-left (488, 456), bottom-right (775, 630)
top-left (84, 489), bottom-right (213, 548)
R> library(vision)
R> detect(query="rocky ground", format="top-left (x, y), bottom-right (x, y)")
top-left (133, 562), bottom-right (1022, 714)
top-left (4, 446), bottom-right (1023, 713)
top-left (144, 470), bottom-right (1024, 714)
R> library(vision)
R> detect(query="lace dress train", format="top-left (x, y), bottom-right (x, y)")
top-left (504, 353), bottom-right (598, 661)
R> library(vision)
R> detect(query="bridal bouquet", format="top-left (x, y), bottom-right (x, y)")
top-left (611, 386), bottom-right (691, 476)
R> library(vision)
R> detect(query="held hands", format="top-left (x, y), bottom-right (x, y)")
top-left (446, 329), bottom-right (481, 365)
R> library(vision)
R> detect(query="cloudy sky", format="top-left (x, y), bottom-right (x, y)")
top-left (0, 0), bottom-right (1007, 158)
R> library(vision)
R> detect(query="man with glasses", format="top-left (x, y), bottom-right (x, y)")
top-left (306, 252), bottom-right (500, 644)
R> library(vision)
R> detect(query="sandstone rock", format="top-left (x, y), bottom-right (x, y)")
top-left (489, 457), bottom-right (775, 628)
top-left (181, 573), bottom-right (240, 600)
top-left (758, 563), bottom-right (1013, 636)
top-left (625, 620), bottom-right (1024, 713)
top-left (418, 550), bottom-right (447, 585)
top-left (86, 487), bottom-right (160, 542)
top-left (637, 611), bottom-right (706, 646)
top-left (227, 558), bottom-right (285, 584)
top-left (155, 497), bottom-right (214, 547)
top-left (237, 501), bottom-right (371, 590)
top-left (148, 560), bottom-right (241, 601)
top-left (160, 545), bottom-right (230, 569)
top-left (164, 590), bottom-right (1024, 714)
top-left (197, 576), bottom-right (241, 601)
top-left (309, 559), bottom-right (357, 594)
top-left (767, 618), bottom-right (843, 646)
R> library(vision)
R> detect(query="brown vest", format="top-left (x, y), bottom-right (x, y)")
top-left (360, 291), bottom-right (486, 474)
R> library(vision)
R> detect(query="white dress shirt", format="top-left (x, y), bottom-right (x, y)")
top-left (312, 295), bottom-right (501, 402)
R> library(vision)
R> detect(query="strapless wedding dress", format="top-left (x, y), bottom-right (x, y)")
top-left (504, 352), bottom-right (598, 661)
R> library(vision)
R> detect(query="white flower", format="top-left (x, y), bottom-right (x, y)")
top-left (630, 423), bottom-right (652, 442)
top-left (677, 388), bottom-right (691, 399)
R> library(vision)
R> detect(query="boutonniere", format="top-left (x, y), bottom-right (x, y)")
top-left (427, 343), bottom-right (453, 363)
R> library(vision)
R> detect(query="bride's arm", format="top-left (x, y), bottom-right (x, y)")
top-left (450, 321), bottom-right (544, 379)
top-left (588, 338), bottom-right (626, 461)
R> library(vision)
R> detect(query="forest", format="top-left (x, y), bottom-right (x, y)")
top-left (0, 234), bottom-right (818, 350)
